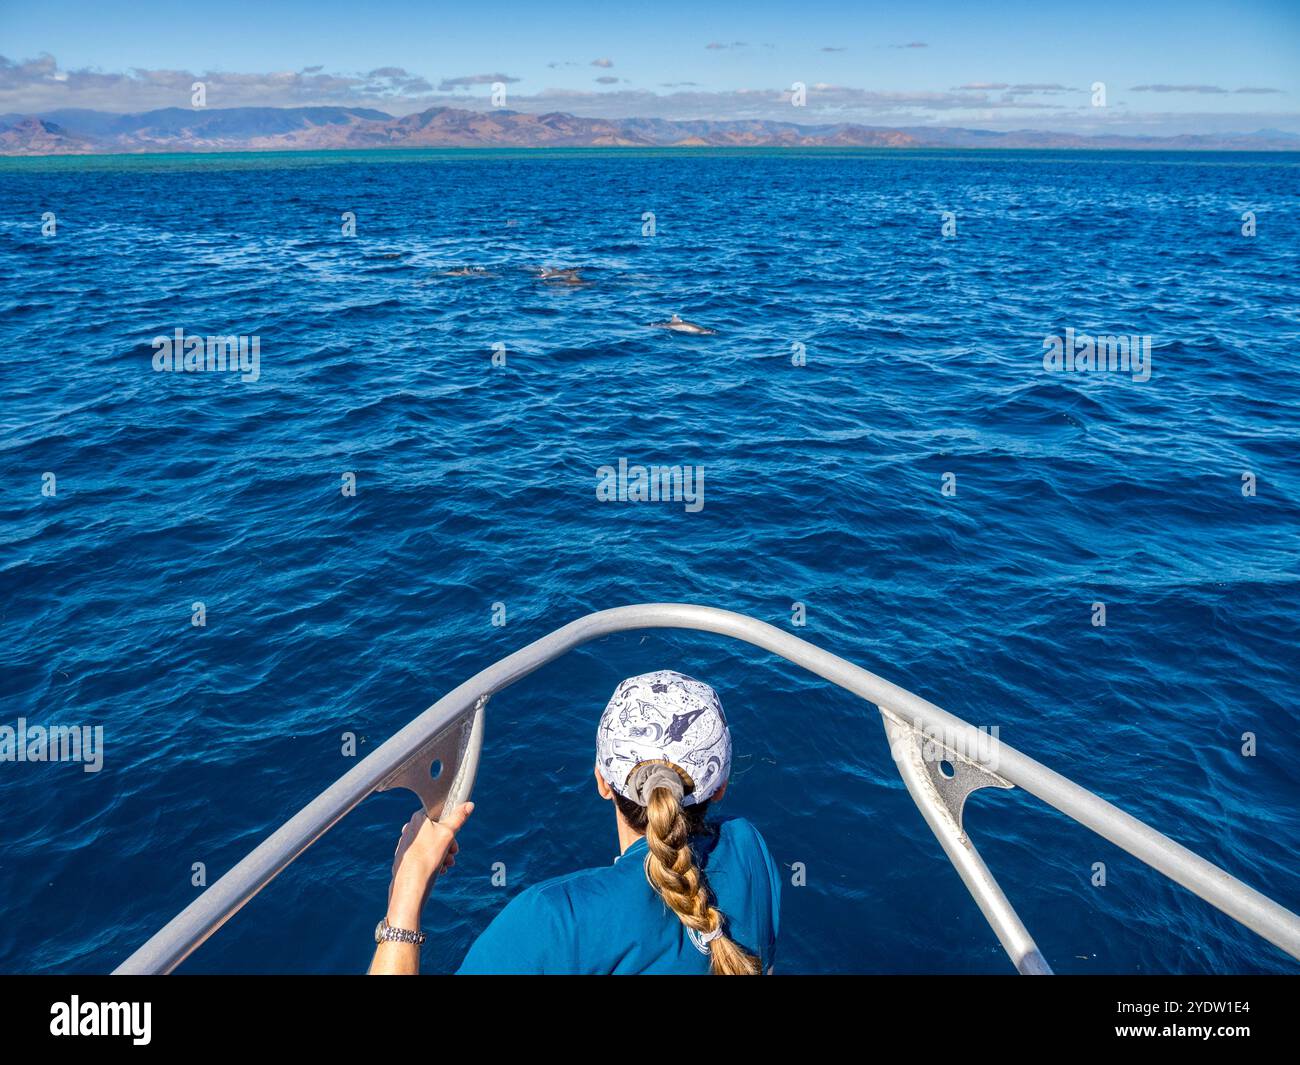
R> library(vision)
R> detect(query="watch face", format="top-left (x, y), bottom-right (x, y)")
top-left (375, 919), bottom-right (386, 944)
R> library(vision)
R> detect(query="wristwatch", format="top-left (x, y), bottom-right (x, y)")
top-left (375, 918), bottom-right (426, 946)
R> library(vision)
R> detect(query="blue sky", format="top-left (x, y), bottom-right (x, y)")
top-left (3, 0), bottom-right (1298, 132)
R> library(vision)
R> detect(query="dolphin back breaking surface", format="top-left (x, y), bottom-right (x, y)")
top-left (652, 314), bottom-right (717, 335)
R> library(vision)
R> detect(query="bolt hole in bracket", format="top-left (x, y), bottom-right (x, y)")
top-left (378, 694), bottom-right (487, 823)
top-left (879, 704), bottom-right (1052, 974)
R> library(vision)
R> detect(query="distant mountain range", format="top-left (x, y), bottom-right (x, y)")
top-left (2, 106), bottom-right (1298, 155)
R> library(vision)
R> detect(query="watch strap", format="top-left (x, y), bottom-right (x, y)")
top-left (376, 918), bottom-right (426, 946)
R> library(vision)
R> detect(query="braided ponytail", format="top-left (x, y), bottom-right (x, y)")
top-left (617, 762), bottom-right (760, 976)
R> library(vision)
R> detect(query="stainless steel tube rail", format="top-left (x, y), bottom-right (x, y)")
top-left (114, 603), bottom-right (1300, 974)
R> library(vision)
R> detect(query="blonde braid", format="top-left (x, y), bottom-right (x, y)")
top-left (642, 770), bottom-right (760, 976)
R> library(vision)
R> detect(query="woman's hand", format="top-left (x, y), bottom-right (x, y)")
top-left (371, 802), bottom-right (474, 975)
top-left (388, 802), bottom-right (475, 911)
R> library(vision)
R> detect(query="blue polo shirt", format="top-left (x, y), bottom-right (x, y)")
top-left (457, 817), bottom-right (781, 974)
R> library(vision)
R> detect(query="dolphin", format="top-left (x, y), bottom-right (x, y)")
top-left (536, 267), bottom-right (586, 285)
top-left (436, 266), bottom-right (493, 277)
top-left (651, 314), bottom-right (716, 335)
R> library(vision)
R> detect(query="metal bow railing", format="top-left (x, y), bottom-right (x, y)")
top-left (114, 604), bottom-right (1300, 974)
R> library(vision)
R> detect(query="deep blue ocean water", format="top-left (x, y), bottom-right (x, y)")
top-left (1, 148), bottom-right (1297, 975)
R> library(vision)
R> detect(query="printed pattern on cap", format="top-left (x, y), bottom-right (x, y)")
top-left (596, 670), bottom-right (731, 806)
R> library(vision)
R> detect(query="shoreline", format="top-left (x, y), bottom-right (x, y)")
top-left (4, 144), bottom-right (1300, 164)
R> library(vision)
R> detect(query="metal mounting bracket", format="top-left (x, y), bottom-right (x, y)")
top-left (883, 708), bottom-right (1015, 840)
top-left (880, 704), bottom-right (1051, 974)
top-left (378, 693), bottom-right (487, 823)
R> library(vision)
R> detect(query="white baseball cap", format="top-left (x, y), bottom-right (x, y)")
top-left (595, 670), bottom-right (732, 806)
